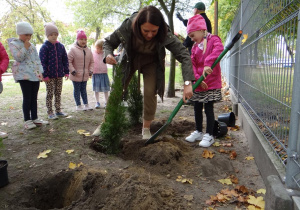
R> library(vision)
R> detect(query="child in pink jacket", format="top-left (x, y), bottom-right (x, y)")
top-left (185, 14), bottom-right (224, 147)
top-left (0, 42), bottom-right (9, 138)
top-left (68, 30), bottom-right (94, 111)
top-left (92, 39), bottom-right (110, 109)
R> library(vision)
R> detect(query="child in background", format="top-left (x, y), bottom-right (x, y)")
top-left (92, 40), bottom-right (110, 108)
top-left (7, 22), bottom-right (49, 129)
top-left (0, 42), bottom-right (9, 138)
top-left (185, 15), bottom-right (224, 147)
top-left (68, 30), bottom-right (94, 111)
top-left (39, 23), bottom-right (69, 119)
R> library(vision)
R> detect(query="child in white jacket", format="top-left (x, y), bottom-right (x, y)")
top-left (7, 22), bottom-right (48, 129)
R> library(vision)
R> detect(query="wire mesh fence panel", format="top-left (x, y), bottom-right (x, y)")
top-left (221, 0), bottom-right (300, 188)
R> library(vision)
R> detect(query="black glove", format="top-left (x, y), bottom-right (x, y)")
top-left (176, 12), bottom-right (184, 22)
top-left (71, 71), bottom-right (76, 76)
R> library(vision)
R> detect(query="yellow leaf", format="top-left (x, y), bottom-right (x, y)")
top-left (77, 129), bottom-right (86, 134)
top-left (83, 132), bottom-right (91, 136)
top-left (242, 34), bottom-right (248, 44)
top-left (69, 162), bottom-right (77, 169)
top-left (218, 178), bottom-right (232, 185)
top-left (77, 162), bottom-right (84, 167)
top-left (66, 149), bottom-right (74, 154)
top-left (37, 150), bottom-right (51, 159)
top-left (213, 142), bottom-right (220, 147)
top-left (257, 188), bottom-right (266, 194)
top-left (245, 156), bottom-right (255, 160)
top-left (247, 195), bottom-right (265, 209)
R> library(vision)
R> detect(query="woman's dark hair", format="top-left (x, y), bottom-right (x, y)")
top-left (132, 5), bottom-right (168, 42)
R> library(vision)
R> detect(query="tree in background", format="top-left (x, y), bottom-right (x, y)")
top-left (1, 0), bottom-right (75, 57)
top-left (65, 0), bottom-right (145, 42)
top-left (207, 0), bottom-right (240, 43)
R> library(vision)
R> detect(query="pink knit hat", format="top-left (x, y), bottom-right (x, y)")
top-left (187, 14), bottom-right (207, 34)
top-left (44, 23), bottom-right (59, 37)
top-left (76, 30), bottom-right (87, 40)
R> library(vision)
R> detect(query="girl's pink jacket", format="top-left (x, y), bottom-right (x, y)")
top-left (0, 42), bottom-right (9, 82)
top-left (191, 34), bottom-right (224, 92)
top-left (68, 43), bottom-right (94, 82)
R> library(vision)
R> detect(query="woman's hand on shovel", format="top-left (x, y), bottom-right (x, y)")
top-left (183, 83), bottom-right (193, 103)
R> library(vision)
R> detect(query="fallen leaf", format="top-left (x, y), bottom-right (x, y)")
top-left (225, 135), bottom-right (232, 139)
top-left (183, 194), bottom-right (193, 201)
top-left (247, 195), bottom-right (265, 209)
top-left (69, 162), bottom-right (77, 169)
top-left (235, 185), bottom-right (249, 194)
top-left (245, 156), bottom-right (254, 160)
top-left (213, 142), bottom-right (220, 147)
top-left (242, 34), bottom-right (248, 44)
top-left (202, 150), bottom-right (215, 159)
top-left (218, 178), bottom-right (232, 185)
top-left (218, 148), bottom-right (230, 154)
top-left (66, 149), bottom-right (74, 154)
top-left (37, 150), bottom-right (51, 159)
top-left (257, 188), bottom-right (266, 194)
top-left (230, 125), bottom-right (240, 131)
top-left (83, 132), bottom-right (91, 136)
top-left (77, 129), bottom-right (86, 134)
top-left (230, 175), bottom-right (239, 184)
top-left (230, 150), bottom-right (237, 160)
top-left (49, 128), bottom-right (55, 133)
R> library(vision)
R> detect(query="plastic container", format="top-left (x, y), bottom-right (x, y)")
top-left (218, 112), bottom-right (236, 127)
top-left (213, 120), bottom-right (228, 138)
top-left (0, 160), bottom-right (9, 188)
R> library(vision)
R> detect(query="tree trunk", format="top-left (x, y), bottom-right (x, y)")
top-left (167, 53), bottom-right (176, 97)
top-left (95, 26), bottom-right (101, 42)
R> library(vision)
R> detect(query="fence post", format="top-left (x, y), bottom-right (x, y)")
top-left (286, 10), bottom-right (300, 189)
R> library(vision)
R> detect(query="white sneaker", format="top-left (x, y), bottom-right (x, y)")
top-left (199, 133), bottom-right (215, 147)
top-left (84, 104), bottom-right (93, 110)
top-left (185, 131), bottom-right (203, 142)
top-left (92, 125), bottom-right (101, 136)
top-left (24, 120), bottom-right (37, 130)
top-left (76, 105), bottom-right (84, 111)
top-left (33, 119), bottom-right (49, 125)
top-left (0, 131), bottom-right (8, 139)
top-left (142, 128), bottom-right (151, 139)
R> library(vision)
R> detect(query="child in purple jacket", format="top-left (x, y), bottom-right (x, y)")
top-left (185, 14), bottom-right (224, 147)
top-left (39, 23), bottom-right (69, 120)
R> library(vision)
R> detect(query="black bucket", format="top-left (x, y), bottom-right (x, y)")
top-left (218, 112), bottom-right (236, 127)
top-left (213, 120), bottom-right (228, 138)
top-left (0, 160), bottom-right (9, 188)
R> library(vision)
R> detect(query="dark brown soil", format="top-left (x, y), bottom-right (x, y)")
top-left (0, 89), bottom-right (265, 210)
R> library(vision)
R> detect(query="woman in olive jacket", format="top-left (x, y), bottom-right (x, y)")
top-left (103, 5), bottom-right (195, 139)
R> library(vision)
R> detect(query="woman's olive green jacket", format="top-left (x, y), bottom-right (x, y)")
top-left (103, 12), bottom-right (195, 100)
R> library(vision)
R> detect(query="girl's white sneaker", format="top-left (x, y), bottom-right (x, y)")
top-left (199, 134), bottom-right (214, 147)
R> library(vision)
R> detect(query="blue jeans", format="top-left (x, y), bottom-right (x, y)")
top-left (72, 81), bottom-right (88, 106)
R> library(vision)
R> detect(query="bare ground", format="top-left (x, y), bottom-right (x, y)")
top-left (0, 78), bottom-right (265, 210)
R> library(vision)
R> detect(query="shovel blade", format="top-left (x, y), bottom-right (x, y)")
top-left (145, 121), bottom-right (171, 145)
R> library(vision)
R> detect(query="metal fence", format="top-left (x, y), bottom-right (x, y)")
top-left (221, 0), bottom-right (300, 189)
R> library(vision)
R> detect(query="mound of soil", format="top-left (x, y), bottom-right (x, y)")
top-left (0, 93), bottom-right (266, 210)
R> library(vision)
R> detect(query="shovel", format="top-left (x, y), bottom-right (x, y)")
top-left (145, 30), bottom-right (243, 145)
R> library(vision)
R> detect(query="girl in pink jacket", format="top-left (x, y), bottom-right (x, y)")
top-left (68, 30), bottom-right (94, 111)
top-left (185, 14), bottom-right (224, 147)
top-left (0, 42), bottom-right (9, 138)
top-left (92, 39), bottom-right (110, 109)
